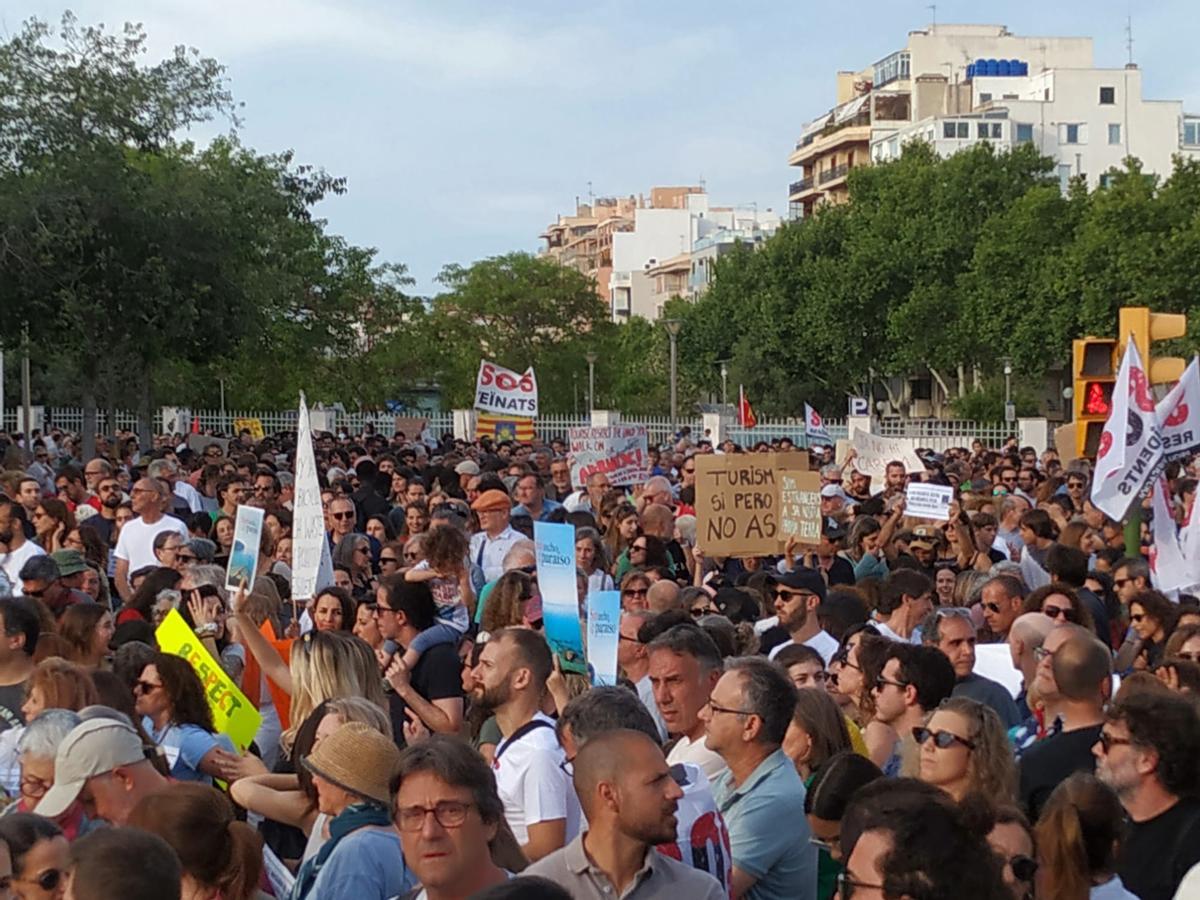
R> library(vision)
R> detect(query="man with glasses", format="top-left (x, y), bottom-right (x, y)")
top-left (699, 657), bottom-right (815, 900)
top-left (1095, 693), bottom-right (1200, 900)
top-left (113, 479), bottom-right (188, 602)
top-left (920, 608), bottom-right (1021, 728)
top-left (1064, 471), bottom-right (1089, 512)
top-left (1017, 624), bottom-right (1110, 820)
top-left (528, 729), bottom-right (726, 900)
top-left (1112, 557), bottom-right (1151, 612)
top-left (870, 644), bottom-right (955, 778)
top-left (392, 735), bottom-right (513, 899)
top-left (82, 458), bottom-right (113, 494)
top-left (326, 496), bottom-right (357, 548)
top-left (375, 579), bottom-right (464, 742)
top-left (18, 555), bottom-right (86, 620)
top-left (250, 471), bottom-right (282, 513)
top-left (980, 574), bottom-right (1026, 641)
top-left (469, 490), bottom-right (521, 584)
top-left (765, 570), bottom-right (838, 664)
top-left (84, 475), bottom-right (124, 548)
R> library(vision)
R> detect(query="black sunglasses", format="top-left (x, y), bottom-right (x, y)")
top-left (1010, 855), bottom-right (1038, 883)
top-left (25, 869), bottom-right (63, 891)
top-left (912, 726), bottom-right (975, 750)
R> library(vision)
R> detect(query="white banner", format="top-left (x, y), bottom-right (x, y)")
top-left (291, 393), bottom-right (326, 601)
top-left (1092, 339), bottom-right (1165, 522)
top-left (844, 428), bottom-right (926, 485)
top-left (568, 426), bottom-right (649, 487)
top-left (1156, 356), bottom-right (1200, 462)
top-left (474, 361), bottom-right (538, 416)
top-left (1149, 477), bottom-right (1189, 594)
top-left (905, 482), bottom-right (953, 521)
top-left (805, 403), bottom-right (833, 446)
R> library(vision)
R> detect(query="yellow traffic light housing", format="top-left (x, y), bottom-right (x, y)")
top-left (1119, 306), bottom-right (1188, 384)
top-left (1072, 337), bottom-right (1118, 459)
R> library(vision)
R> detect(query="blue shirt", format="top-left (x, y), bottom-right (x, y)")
top-left (145, 720), bottom-right (235, 783)
top-left (307, 827), bottom-right (414, 900)
top-left (714, 748), bottom-right (816, 900)
top-left (512, 499), bottom-right (563, 522)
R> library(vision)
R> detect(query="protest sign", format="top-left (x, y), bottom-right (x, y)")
top-left (973, 643), bottom-right (1023, 699)
top-left (905, 482), bottom-right (954, 521)
top-left (474, 361), bottom-right (538, 416)
top-left (695, 454), bottom-right (781, 557)
top-left (225, 505), bottom-right (264, 591)
top-left (156, 609), bottom-right (262, 752)
top-left (392, 416), bottom-right (428, 440)
top-left (586, 590), bottom-right (621, 687)
top-left (534, 522), bottom-right (587, 674)
top-left (568, 426), bottom-right (649, 487)
top-left (291, 393), bottom-right (327, 601)
top-left (848, 428), bottom-right (926, 484)
top-left (233, 417), bottom-right (265, 441)
top-left (778, 469), bottom-right (822, 546)
top-left (186, 434), bottom-right (229, 458)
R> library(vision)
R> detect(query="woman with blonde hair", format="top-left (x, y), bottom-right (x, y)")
top-left (914, 696), bottom-right (1016, 803)
top-left (480, 570), bottom-right (537, 635)
top-left (1035, 773), bottom-right (1137, 900)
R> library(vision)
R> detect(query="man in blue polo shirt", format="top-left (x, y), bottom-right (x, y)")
top-left (699, 657), bottom-right (815, 900)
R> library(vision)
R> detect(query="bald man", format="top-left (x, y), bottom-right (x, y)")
top-left (640, 504), bottom-right (686, 581)
top-left (1009, 612), bottom-right (1056, 710)
top-left (113, 479), bottom-right (188, 600)
top-left (526, 730), bottom-right (724, 899)
top-left (647, 581), bottom-right (681, 614)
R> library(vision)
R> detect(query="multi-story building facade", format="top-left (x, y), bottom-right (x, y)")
top-left (787, 24), bottom-right (1095, 217)
top-left (540, 195), bottom-right (639, 302)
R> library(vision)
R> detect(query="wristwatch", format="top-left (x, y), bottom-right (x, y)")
top-left (195, 623), bottom-right (220, 638)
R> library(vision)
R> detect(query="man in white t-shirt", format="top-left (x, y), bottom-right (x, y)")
top-left (113, 478), bottom-right (189, 600)
top-left (766, 569), bottom-right (840, 664)
top-left (648, 624), bottom-right (728, 784)
top-left (0, 501), bottom-right (45, 597)
top-left (469, 627), bottom-right (580, 862)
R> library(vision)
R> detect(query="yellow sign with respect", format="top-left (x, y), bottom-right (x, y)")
top-left (155, 610), bottom-right (262, 753)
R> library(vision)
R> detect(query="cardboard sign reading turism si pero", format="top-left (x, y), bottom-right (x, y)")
top-left (696, 453), bottom-right (817, 556)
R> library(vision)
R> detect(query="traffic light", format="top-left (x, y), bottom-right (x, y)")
top-left (1119, 306), bottom-right (1188, 384)
top-left (1073, 337), bottom-right (1118, 459)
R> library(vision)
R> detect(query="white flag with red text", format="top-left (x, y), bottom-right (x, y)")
top-left (804, 403), bottom-right (832, 446)
top-left (1156, 356), bottom-right (1200, 462)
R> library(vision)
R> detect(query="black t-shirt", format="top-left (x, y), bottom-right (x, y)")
top-left (83, 514), bottom-right (117, 548)
top-left (1018, 723), bottom-right (1103, 821)
top-left (387, 642), bottom-right (464, 747)
top-left (822, 556), bottom-right (856, 587)
top-left (1118, 797), bottom-right (1200, 900)
top-left (0, 681), bottom-right (25, 734)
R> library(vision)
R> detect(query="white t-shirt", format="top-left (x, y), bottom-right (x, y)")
top-left (667, 734), bottom-right (728, 785)
top-left (655, 761), bottom-right (732, 893)
top-left (0, 541), bottom-right (45, 596)
top-left (173, 481), bottom-right (205, 514)
top-left (492, 712), bottom-right (581, 846)
top-left (114, 514), bottom-right (189, 572)
top-left (768, 629), bottom-right (840, 665)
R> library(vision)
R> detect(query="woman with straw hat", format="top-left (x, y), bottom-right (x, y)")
top-left (289, 721), bottom-right (415, 900)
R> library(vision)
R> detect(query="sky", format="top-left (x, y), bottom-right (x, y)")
top-left (8, 1), bottom-right (1200, 296)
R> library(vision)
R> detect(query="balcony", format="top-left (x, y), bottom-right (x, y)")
top-left (818, 163), bottom-right (850, 185)
top-left (789, 114), bottom-right (872, 166)
top-left (789, 177), bottom-right (814, 196)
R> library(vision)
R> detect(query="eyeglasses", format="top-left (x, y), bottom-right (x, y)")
top-left (395, 800), bottom-right (474, 831)
top-left (177, 553), bottom-right (197, 563)
top-left (1097, 731), bottom-right (1135, 754)
top-left (912, 726), bottom-right (976, 750)
top-left (1114, 578), bottom-right (1131, 589)
top-left (331, 511), bottom-right (355, 521)
top-left (631, 544), bottom-right (648, 552)
top-left (873, 676), bottom-right (908, 692)
top-left (618, 633), bottom-right (642, 644)
top-left (19, 774), bottom-right (50, 799)
top-left (16, 869), bottom-right (62, 892)
top-left (774, 589), bottom-right (818, 601)
top-left (809, 834), bottom-right (839, 853)
top-left (1009, 855), bottom-right (1038, 883)
top-left (1042, 604), bottom-right (1076, 622)
top-left (380, 556), bottom-right (399, 566)
top-left (354, 546), bottom-right (370, 555)
top-left (704, 700), bottom-right (753, 716)
top-left (1067, 481), bottom-right (1086, 490)
top-left (1033, 646), bottom-right (1057, 663)
top-left (375, 604), bottom-right (397, 616)
top-left (983, 601), bottom-right (1005, 614)
top-left (404, 551), bottom-right (421, 561)
top-left (134, 680), bottom-right (163, 694)
top-left (1130, 613), bottom-right (1146, 623)
top-left (690, 606), bottom-right (716, 618)
top-left (837, 873), bottom-right (885, 899)
top-left (1176, 651), bottom-right (1200, 662)
top-left (623, 588), bottom-right (648, 597)
top-left (683, 467), bottom-right (695, 474)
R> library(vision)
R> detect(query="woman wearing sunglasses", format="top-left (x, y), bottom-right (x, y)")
top-left (988, 806), bottom-right (1037, 900)
top-left (0, 813), bottom-right (67, 900)
top-left (1024, 583), bottom-right (1094, 631)
top-left (914, 696), bottom-right (1016, 804)
top-left (1036, 773), bottom-right (1139, 900)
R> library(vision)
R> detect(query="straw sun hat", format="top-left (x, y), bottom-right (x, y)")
top-left (303, 722), bottom-right (400, 806)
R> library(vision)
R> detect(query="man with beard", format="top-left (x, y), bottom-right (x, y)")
top-left (0, 499), bottom-right (44, 595)
top-left (86, 474), bottom-right (124, 547)
top-left (469, 627), bottom-right (580, 862)
top-left (527, 729), bottom-right (725, 899)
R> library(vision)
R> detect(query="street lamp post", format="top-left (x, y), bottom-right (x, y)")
top-left (719, 361), bottom-right (729, 407)
top-left (584, 351), bottom-right (598, 413)
top-left (1003, 358), bottom-right (1014, 423)
top-left (663, 319), bottom-right (683, 432)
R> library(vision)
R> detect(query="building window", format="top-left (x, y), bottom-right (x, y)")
top-left (910, 379), bottom-right (932, 401)
top-left (1058, 164), bottom-right (1072, 192)
top-left (1099, 86), bottom-right (1115, 105)
top-left (992, 122), bottom-right (1003, 138)
top-left (943, 121), bottom-right (957, 139)
top-left (1016, 123), bottom-right (1034, 143)
top-left (1108, 123), bottom-right (1121, 145)
top-left (979, 92), bottom-right (992, 103)
top-left (1099, 173), bottom-right (1114, 189)
top-left (977, 122), bottom-right (990, 139)
top-left (1184, 121), bottom-right (1200, 146)
top-left (957, 122), bottom-right (969, 138)
top-left (1061, 123), bottom-right (1082, 144)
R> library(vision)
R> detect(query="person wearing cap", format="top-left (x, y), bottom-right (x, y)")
top-left (819, 483), bottom-right (849, 519)
top-left (782, 523), bottom-right (854, 588)
top-left (455, 459), bottom-right (481, 493)
top-left (20, 554), bottom-right (89, 620)
top-left (291, 720), bottom-right (415, 900)
top-left (36, 717), bottom-right (167, 826)
top-left (469, 490), bottom-right (521, 584)
top-left (764, 570), bottom-right (839, 665)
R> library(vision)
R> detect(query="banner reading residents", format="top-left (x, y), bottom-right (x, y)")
top-left (568, 425), bottom-right (649, 487)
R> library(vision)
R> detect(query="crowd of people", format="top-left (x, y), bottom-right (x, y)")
top-left (0, 422), bottom-right (1197, 899)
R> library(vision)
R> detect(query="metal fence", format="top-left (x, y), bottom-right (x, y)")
top-left (3, 406), bottom-right (1009, 450)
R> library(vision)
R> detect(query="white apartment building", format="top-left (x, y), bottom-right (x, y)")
top-left (872, 61), bottom-right (1200, 188)
top-left (609, 194), bottom-right (778, 322)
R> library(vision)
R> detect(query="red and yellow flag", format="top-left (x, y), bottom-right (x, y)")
top-left (475, 413), bottom-right (535, 442)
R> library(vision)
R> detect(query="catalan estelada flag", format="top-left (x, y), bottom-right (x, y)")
top-left (476, 413), bottom-right (535, 442)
